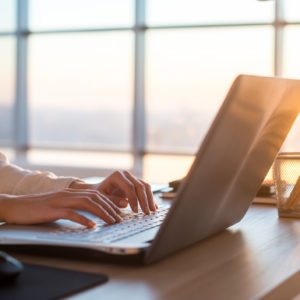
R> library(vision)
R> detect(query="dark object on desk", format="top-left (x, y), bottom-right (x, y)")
top-left (169, 178), bottom-right (275, 197)
top-left (169, 178), bottom-right (185, 192)
top-left (256, 182), bottom-right (275, 197)
top-left (0, 251), bottom-right (23, 284)
top-left (0, 263), bottom-right (108, 300)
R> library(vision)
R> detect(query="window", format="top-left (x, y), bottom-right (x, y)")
top-left (146, 27), bottom-right (273, 153)
top-left (0, 0), bottom-right (15, 32)
top-left (0, 0), bottom-right (300, 182)
top-left (284, 0), bottom-right (300, 22)
top-left (0, 37), bottom-right (15, 143)
top-left (29, 32), bottom-right (133, 150)
top-left (146, 0), bottom-right (274, 25)
top-left (0, 0), bottom-right (15, 145)
top-left (29, 0), bottom-right (134, 30)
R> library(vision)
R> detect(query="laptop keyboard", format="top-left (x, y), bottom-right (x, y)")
top-left (39, 207), bottom-right (169, 244)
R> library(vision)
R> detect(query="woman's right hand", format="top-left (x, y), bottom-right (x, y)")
top-left (0, 188), bottom-right (123, 228)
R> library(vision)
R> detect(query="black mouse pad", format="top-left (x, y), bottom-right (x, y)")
top-left (0, 263), bottom-right (108, 300)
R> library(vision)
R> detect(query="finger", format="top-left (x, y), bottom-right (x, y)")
top-left (61, 189), bottom-right (122, 214)
top-left (104, 194), bottom-right (129, 208)
top-left (56, 189), bottom-right (123, 217)
top-left (88, 190), bottom-right (122, 214)
top-left (109, 171), bottom-right (139, 213)
top-left (89, 192), bottom-right (123, 223)
top-left (56, 195), bottom-right (117, 224)
top-left (123, 171), bottom-right (150, 215)
top-left (140, 179), bottom-right (157, 211)
top-left (56, 209), bottom-right (96, 228)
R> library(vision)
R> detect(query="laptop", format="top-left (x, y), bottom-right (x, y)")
top-left (1, 74), bottom-right (300, 264)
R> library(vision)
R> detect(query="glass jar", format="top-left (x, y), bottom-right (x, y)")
top-left (273, 153), bottom-right (300, 218)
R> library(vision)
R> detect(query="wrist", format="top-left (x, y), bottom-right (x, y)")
top-left (0, 195), bottom-right (12, 223)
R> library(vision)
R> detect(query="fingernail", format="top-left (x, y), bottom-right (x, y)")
top-left (134, 205), bottom-right (138, 213)
top-left (116, 215), bottom-right (123, 223)
top-left (89, 221), bottom-right (96, 228)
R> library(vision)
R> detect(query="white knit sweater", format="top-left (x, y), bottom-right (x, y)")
top-left (0, 152), bottom-right (77, 195)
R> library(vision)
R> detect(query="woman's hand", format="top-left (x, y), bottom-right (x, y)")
top-left (70, 171), bottom-right (158, 214)
top-left (0, 188), bottom-right (123, 227)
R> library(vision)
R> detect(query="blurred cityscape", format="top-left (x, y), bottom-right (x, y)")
top-left (0, 103), bottom-right (299, 153)
top-left (0, 104), bottom-right (213, 152)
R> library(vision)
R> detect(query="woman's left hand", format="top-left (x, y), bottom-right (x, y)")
top-left (70, 171), bottom-right (158, 214)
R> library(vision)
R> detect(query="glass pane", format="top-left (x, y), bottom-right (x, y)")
top-left (0, 0), bottom-right (15, 32)
top-left (281, 115), bottom-right (300, 152)
top-left (147, 0), bottom-right (274, 26)
top-left (146, 27), bottom-right (274, 153)
top-left (29, 0), bottom-right (134, 30)
top-left (284, 0), bottom-right (300, 22)
top-left (0, 37), bottom-right (15, 142)
top-left (281, 25), bottom-right (300, 152)
top-left (28, 32), bottom-right (133, 150)
top-left (143, 154), bottom-right (194, 183)
top-left (283, 26), bottom-right (300, 79)
top-left (28, 150), bottom-right (133, 170)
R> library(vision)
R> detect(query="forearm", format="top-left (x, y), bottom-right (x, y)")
top-left (0, 155), bottom-right (78, 195)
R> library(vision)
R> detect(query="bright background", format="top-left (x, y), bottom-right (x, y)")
top-left (0, 0), bottom-right (300, 183)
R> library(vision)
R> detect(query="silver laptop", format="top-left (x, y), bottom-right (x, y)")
top-left (1, 75), bottom-right (300, 264)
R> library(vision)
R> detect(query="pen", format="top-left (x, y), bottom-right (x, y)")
top-left (285, 176), bottom-right (300, 209)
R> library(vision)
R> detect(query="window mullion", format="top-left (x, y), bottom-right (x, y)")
top-left (274, 0), bottom-right (285, 76)
top-left (15, 0), bottom-right (29, 161)
top-left (132, 0), bottom-right (146, 176)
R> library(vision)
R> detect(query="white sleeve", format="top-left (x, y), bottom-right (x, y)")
top-left (0, 152), bottom-right (79, 195)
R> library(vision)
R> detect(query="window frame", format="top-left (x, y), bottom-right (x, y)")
top-left (0, 0), bottom-right (299, 177)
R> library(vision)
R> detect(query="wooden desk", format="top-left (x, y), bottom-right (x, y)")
top-left (14, 204), bottom-right (300, 300)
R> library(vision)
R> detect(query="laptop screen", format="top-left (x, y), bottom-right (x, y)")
top-left (147, 75), bottom-right (300, 263)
